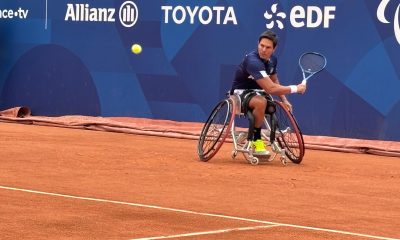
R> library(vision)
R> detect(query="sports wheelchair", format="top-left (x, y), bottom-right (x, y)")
top-left (197, 90), bottom-right (305, 165)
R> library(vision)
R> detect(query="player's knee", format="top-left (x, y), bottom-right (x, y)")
top-left (251, 96), bottom-right (267, 109)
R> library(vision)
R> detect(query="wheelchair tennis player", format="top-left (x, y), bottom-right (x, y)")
top-left (230, 30), bottom-right (306, 155)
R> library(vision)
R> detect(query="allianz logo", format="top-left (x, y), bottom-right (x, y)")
top-left (377, 0), bottom-right (400, 44)
top-left (65, 1), bottom-right (138, 27)
top-left (0, 7), bottom-right (29, 19)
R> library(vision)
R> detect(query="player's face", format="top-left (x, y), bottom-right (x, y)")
top-left (258, 38), bottom-right (275, 60)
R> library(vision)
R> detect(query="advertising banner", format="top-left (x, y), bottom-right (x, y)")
top-left (0, 0), bottom-right (399, 141)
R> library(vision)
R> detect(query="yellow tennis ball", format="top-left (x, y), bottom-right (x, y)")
top-left (131, 44), bottom-right (142, 54)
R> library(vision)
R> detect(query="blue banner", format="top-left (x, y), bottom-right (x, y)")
top-left (1, 0), bottom-right (399, 141)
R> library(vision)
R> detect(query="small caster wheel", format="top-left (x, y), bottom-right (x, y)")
top-left (250, 157), bottom-right (259, 165)
top-left (280, 156), bottom-right (287, 166)
top-left (231, 150), bottom-right (237, 159)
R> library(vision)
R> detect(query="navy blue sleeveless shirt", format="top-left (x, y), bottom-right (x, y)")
top-left (231, 51), bottom-right (277, 93)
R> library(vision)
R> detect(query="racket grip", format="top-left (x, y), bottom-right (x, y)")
top-left (301, 80), bottom-right (307, 85)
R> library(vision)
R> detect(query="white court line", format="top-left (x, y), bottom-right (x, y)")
top-left (0, 185), bottom-right (398, 240)
top-left (130, 225), bottom-right (280, 240)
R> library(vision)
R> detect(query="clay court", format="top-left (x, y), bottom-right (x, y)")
top-left (1, 1), bottom-right (400, 239)
top-left (1, 121), bottom-right (399, 240)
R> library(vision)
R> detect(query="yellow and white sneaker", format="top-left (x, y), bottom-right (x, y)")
top-left (252, 139), bottom-right (270, 155)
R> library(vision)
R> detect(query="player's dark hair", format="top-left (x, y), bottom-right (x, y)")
top-left (258, 30), bottom-right (278, 48)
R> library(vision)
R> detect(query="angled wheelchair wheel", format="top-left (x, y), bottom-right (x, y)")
top-left (273, 101), bottom-right (305, 164)
top-left (197, 98), bottom-right (235, 161)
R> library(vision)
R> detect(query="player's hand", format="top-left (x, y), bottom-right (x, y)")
top-left (282, 99), bottom-right (293, 112)
top-left (297, 84), bottom-right (307, 94)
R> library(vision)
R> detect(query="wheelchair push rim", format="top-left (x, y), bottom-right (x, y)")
top-left (273, 100), bottom-right (305, 164)
top-left (197, 98), bottom-right (235, 161)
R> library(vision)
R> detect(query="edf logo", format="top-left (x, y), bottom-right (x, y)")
top-left (264, 3), bottom-right (336, 29)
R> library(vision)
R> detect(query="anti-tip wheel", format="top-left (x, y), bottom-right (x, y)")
top-left (280, 156), bottom-right (288, 166)
top-left (250, 157), bottom-right (259, 165)
top-left (231, 150), bottom-right (238, 159)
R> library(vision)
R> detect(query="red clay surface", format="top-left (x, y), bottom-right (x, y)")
top-left (0, 122), bottom-right (399, 240)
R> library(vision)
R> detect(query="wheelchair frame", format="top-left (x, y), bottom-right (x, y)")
top-left (197, 90), bottom-right (305, 165)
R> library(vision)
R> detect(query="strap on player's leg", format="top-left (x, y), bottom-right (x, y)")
top-left (241, 90), bottom-right (258, 141)
top-left (246, 110), bottom-right (255, 141)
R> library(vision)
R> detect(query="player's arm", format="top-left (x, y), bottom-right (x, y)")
top-left (270, 74), bottom-right (289, 101)
top-left (256, 75), bottom-right (305, 95)
top-left (246, 57), bottom-right (305, 95)
top-left (269, 74), bottom-right (294, 111)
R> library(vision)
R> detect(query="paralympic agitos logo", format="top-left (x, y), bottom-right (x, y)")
top-left (377, 0), bottom-right (400, 45)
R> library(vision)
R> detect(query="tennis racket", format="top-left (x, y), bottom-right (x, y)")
top-left (299, 52), bottom-right (327, 85)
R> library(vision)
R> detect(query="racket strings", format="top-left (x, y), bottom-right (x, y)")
top-left (300, 54), bottom-right (326, 73)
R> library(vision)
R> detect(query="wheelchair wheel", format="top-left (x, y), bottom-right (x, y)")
top-left (273, 101), bottom-right (305, 164)
top-left (197, 98), bottom-right (235, 161)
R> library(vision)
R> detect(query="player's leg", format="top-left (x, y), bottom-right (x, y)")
top-left (247, 95), bottom-right (269, 155)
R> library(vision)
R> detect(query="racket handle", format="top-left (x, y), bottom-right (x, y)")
top-left (301, 79), bottom-right (307, 85)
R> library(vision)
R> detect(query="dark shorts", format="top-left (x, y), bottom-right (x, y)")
top-left (232, 89), bottom-right (274, 114)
